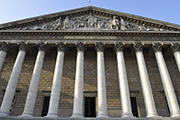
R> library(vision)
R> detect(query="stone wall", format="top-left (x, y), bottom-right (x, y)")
top-left (0, 46), bottom-right (179, 118)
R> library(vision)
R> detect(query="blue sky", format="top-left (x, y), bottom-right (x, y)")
top-left (0, 0), bottom-right (180, 25)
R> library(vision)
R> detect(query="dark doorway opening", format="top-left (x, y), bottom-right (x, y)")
top-left (41, 96), bottom-right (50, 117)
top-left (85, 97), bottom-right (96, 117)
top-left (164, 96), bottom-right (170, 116)
top-left (130, 97), bottom-right (138, 117)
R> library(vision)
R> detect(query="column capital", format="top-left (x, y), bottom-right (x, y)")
top-left (152, 42), bottom-right (163, 52)
top-left (95, 42), bottom-right (105, 52)
top-left (114, 42), bottom-right (124, 51)
top-left (18, 42), bottom-right (29, 51)
top-left (0, 42), bottom-right (10, 52)
top-left (133, 42), bottom-right (144, 52)
top-left (76, 42), bottom-right (86, 52)
top-left (37, 42), bottom-right (47, 51)
top-left (171, 43), bottom-right (180, 53)
top-left (56, 42), bottom-right (67, 52)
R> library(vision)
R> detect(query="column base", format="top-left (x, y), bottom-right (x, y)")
top-left (147, 113), bottom-right (160, 118)
top-left (20, 112), bottom-right (34, 117)
top-left (171, 113), bottom-right (180, 117)
top-left (46, 113), bottom-right (59, 118)
top-left (70, 113), bottom-right (84, 118)
top-left (121, 113), bottom-right (135, 118)
top-left (0, 111), bottom-right (9, 117)
top-left (97, 113), bottom-right (110, 118)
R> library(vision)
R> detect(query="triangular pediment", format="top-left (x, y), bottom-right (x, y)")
top-left (0, 6), bottom-right (180, 32)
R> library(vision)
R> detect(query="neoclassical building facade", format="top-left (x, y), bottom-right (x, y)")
top-left (0, 6), bottom-right (180, 120)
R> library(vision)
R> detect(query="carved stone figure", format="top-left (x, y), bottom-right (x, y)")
top-left (128, 22), bottom-right (139, 31)
top-left (49, 21), bottom-right (56, 30)
top-left (125, 21), bottom-right (132, 31)
top-left (63, 16), bottom-right (70, 29)
top-left (111, 16), bottom-right (119, 30)
top-left (153, 27), bottom-right (160, 31)
top-left (98, 18), bottom-right (104, 29)
top-left (120, 17), bottom-right (127, 31)
top-left (69, 18), bottom-right (77, 29)
top-left (54, 17), bottom-right (62, 30)
top-left (105, 19), bottom-right (112, 29)
top-left (160, 28), bottom-right (166, 31)
top-left (42, 22), bottom-right (48, 30)
top-left (33, 25), bottom-right (42, 30)
top-left (76, 19), bottom-right (85, 28)
top-left (87, 13), bottom-right (97, 28)
top-left (138, 24), bottom-right (146, 31)
top-left (21, 27), bottom-right (28, 30)
top-left (147, 26), bottom-right (159, 31)
top-left (147, 26), bottom-right (152, 31)
top-left (7, 13), bottom-right (172, 31)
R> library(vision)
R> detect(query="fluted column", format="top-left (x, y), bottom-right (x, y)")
top-left (0, 42), bottom-right (9, 72)
top-left (71, 42), bottom-right (86, 118)
top-left (171, 43), bottom-right (180, 73)
top-left (46, 42), bottom-right (66, 117)
top-left (95, 42), bottom-right (109, 118)
top-left (21, 42), bottom-right (47, 117)
top-left (153, 42), bottom-right (180, 117)
top-left (114, 42), bottom-right (134, 118)
top-left (0, 42), bottom-right (28, 116)
top-left (134, 42), bottom-right (158, 117)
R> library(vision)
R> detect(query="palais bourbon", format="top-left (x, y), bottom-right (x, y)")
top-left (0, 6), bottom-right (180, 120)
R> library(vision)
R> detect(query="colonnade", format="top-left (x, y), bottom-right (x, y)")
top-left (0, 41), bottom-right (180, 118)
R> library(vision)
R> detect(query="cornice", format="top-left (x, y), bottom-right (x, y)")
top-left (0, 30), bottom-right (179, 37)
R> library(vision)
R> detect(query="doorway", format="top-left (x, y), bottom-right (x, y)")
top-left (85, 97), bottom-right (96, 117)
top-left (130, 97), bottom-right (138, 117)
top-left (41, 96), bottom-right (50, 117)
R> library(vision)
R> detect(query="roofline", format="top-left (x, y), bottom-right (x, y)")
top-left (0, 6), bottom-right (180, 29)
top-left (0, 6), bottom-right (91, 27)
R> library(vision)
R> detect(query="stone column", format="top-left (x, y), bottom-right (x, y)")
top-left (95, 42), bottom-right (109, 118)
top-left (0, 42), bottom-right (9, 72)
top-left (46, 42), bottom-right (66, 117)
top-left (71, 42), bottom-right (86, 118)
top-left (171, 43), bottom-right (180, 73)
top-left (153, 42), bottom-right (180, 117)
top-left (0, 42), bottom-right (28, 116)
top-left (21, 42), bottom-right (47, 117)
top-left (134, 42), bottom-right (159, 117)
top-left (114, 42), bottom-right (134, 118)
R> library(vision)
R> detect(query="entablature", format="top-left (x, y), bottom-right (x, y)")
top-left (0, 30), bottom-right (180, 42)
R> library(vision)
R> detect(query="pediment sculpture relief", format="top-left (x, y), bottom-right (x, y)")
top-left (9, 13), bottom-right (169, 31)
